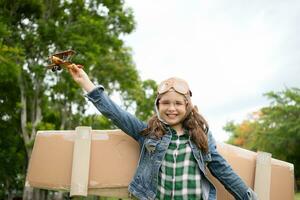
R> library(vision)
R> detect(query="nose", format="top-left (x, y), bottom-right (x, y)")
top-left (168, 103), bottom-right (176, 110)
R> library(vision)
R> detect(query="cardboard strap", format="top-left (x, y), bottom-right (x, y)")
top-left (70, 126), bottom-right (92, 197)
top-left (254, 151), bottom-right (272, 200)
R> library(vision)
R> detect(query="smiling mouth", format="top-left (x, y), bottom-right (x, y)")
top-left (166, 114), bottom-right (178, 118)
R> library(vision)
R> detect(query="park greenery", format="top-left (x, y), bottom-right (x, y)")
top-left (224, 88), bottom-right (300, 191)
top-left (0, 0), bottom-right (156, 199)
top-left (0, 0), bottom-right (299, 199)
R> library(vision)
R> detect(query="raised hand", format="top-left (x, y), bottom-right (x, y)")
top-left (68, 64), bottom-right (96, 92)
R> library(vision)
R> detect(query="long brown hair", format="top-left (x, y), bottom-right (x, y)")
top-left (140, 94), bottom-right (209, 153)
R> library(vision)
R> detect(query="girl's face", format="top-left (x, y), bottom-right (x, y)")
top-left (158, 91), bottom-right (187, 132)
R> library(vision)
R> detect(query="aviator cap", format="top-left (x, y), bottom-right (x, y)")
top-left (157, 77), bottom-right (192, 96)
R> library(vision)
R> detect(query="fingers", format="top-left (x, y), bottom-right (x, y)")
top-left (72, 64), bottom-right (84, 72)
top-left (67, 63), bottom-right (75, 70)
top-left (67, 64), bottom-right (78, 73)
top-left (67, 64), bottom-right (77, 78)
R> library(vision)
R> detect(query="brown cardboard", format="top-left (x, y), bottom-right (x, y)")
top-left (206, 143), bottom-right (257, 200)
top-left (208, 143), bottom-right (295, 200)
top-left (26, 129), bottom-right (294, 199)
top-left (26, 129), bottom-right (140, 197)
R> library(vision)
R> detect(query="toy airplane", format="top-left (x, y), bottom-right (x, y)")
top-left (47, 50), bottom-right (83, 72)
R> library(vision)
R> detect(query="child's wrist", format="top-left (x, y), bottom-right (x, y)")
top-left (81, 80), bottom-right (95, 93)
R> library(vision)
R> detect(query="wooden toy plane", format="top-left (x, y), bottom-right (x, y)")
top-left (47, 50), bottom-right (83, 72)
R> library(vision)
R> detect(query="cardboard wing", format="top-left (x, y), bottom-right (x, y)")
top-left (26, 127), bottom-right (140, 197)
top-left (207, 143), bottom-right (295, 200)
top-left (26, 127), bottom-right (294, 200)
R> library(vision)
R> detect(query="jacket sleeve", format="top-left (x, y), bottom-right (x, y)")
top-left (206, 131), bottom-right (259, 200)
top-left (85, 86), bottom-right (147, 144)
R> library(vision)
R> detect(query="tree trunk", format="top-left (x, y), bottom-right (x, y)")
top-left (23, 187), bottom-right (48, 200)
top-left (33, 188), bottom-right (45, 200)
top-left (22, 184), bottom-right (34, 200)
top-left (19, 72), bottom-right (34, 200)
top-left (20, 70), bottom-right (44, 200)
top-left (53, 191), bottom-right (64, 200)
top-left (60, 105), bottom-right (66, 130)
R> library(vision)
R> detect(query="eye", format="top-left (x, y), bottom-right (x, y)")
top-left (175, 101), bottom-right (185, 106)
top-left (159, 100), bottom-right (171, 106)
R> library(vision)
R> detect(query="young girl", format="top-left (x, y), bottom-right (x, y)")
top-left (68, 64), bottom-right (258, 200)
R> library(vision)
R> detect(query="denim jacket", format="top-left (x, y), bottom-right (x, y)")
top-left (86, 86), bottom-right (258, 200)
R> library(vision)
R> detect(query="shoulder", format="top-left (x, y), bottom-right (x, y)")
top-left (206, 130), bottom-right (218, 154)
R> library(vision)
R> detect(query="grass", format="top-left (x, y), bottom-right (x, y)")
top-left (295, 193), bottom-right (300, 200)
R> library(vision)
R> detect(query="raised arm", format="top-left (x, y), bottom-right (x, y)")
top-left (68, 64), bottom-right (96, 93)
top-left (68, 64), bottom-right (147, 144)
top-left (206, 131), bottom-right (258, 200)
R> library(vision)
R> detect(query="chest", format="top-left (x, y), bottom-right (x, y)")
top-left (143, 134), bottom-right (211, 166)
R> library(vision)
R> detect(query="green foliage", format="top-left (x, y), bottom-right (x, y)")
top-left (295, 192), bottom-right (300, 200)
top-left (0, 41), bottom-right (26, 199)
top-left (224, 87), bottom-right (300, 190)
top-left (0, 0), bottom-right (157, 198)
top-left (0, 121), bottom-right (26, 199)
top-left (135, 79), bottom-right (157, 121)
top-left (77, 114), bottom-right (115, 130)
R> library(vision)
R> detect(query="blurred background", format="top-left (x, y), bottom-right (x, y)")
top-left (0, 0), bottom-right (299, 199)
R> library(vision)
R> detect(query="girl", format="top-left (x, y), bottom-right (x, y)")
top-left (68, 64), bottom-right (258, 200)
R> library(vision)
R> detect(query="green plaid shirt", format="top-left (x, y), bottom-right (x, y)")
top-left (155, 129), bottom-right (203, 200)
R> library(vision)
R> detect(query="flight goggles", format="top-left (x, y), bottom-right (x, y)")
top-left (157, 77), bottom-right (192, 96)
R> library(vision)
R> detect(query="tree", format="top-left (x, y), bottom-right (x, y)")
top-left (0, 0), bottom-right (157, 199)
top-left (0, 21), bottom-right (27, 199)
top-left (224, 87), bottom-right (300, 189)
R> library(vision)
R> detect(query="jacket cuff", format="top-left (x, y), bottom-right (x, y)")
top-left (84, 85), bottom-right (105, 103)
top-left (245, 188), bottom-right (258, 200)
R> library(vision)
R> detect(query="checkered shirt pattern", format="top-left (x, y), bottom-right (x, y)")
top-left (155, 130), bottom-right (202, 200)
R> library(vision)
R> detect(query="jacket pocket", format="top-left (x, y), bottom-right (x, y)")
top-left (144, 138), bottom-right (160, 154)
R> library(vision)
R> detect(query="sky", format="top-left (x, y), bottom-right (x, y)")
top-left (121, 0), bottom-right (300, 141)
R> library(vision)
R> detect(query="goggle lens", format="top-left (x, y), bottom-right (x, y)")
top-left (158, 78), bottom-right (192, 96)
